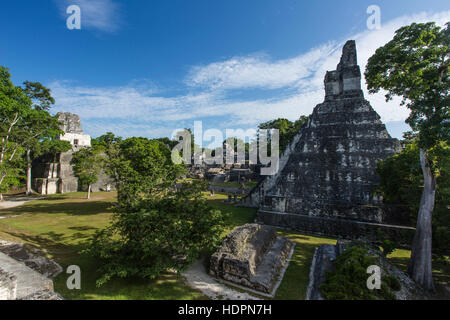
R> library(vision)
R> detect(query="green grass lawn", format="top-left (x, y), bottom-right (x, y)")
top-left (211, 181), bottom-right (241, 188)
top-left (0, 191), bottom-right (448, 299)
top-left (0, 192), bottom-right (206, 300)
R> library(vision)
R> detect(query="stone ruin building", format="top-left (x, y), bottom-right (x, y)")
top-left (243, 41), bottom-right (413, 242)
top-left (32, 112), bottom-right (112, 195)
top-left (210, 224), bottom-right (293, 295)
top-left (57, 111), bottom-right (92, 148)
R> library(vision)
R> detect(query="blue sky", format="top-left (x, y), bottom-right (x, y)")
top-left (1, 0), bottom-right (449, 141)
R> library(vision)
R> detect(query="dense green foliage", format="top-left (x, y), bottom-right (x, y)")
top-left (258, 116), bottom-right (308, 152)
top-left (85, 134), bottom-right (227, 286)
top-left (320, 245), bottom-right (398, 300)
top-left (383, 275), bottom-right (401, 292)
top-left (92, 133), bottom-right (185, 209)
top-left (365, 22), bottom-right (449, 150)
top-left (36, 139), bottom-right (72, 162)
top-left (376, 139), bottom-right (450, 255)
top-left (118, 137), bottom-right (184, 209)
top-left (86, 181), bottom-right (226, 286)
top-left (0, 66), bottom-right (30, 196)
top-left (0, 66), bottom-right (69, 196)
top-left (0, 143), bottom-right (25, 194)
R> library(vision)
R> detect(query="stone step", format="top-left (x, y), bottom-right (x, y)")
top-left (0, 252), bottom-right (54, 299)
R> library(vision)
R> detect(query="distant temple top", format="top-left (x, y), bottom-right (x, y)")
top-left (324, 40), bottom-right (362, 100)
top-left (56, 112), bottom-right (91, 148)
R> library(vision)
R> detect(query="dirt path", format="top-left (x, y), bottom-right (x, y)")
top-left (182, 259), bottom-right (261, 300)
top-left (0, 196), bottom-right (43, 214)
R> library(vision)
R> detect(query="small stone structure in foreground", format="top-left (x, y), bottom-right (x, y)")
top-left (0, 240), bottom-right (63, 300)
top-left (210, 223), bottom-right (293, 294)
top-left (0, 252), bottom-right (62, 300)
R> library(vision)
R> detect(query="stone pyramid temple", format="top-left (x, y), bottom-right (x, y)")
top-left (244, 40), bottom-right (409, 241)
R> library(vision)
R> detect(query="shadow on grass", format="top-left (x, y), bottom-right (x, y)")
top-left (37, 229), bottom-right (98, 244)
top-left (52, 241), bottom-right (208, 300)
top-left (0, 200), bottom-right (115, 217)
top-left (0, 228), bottom-right (80, 262)
top-left (68, 226), bottom-right (99, 232)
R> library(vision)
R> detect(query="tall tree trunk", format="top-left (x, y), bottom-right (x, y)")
top-left (26, 149), bottom-right (32, 196)
top-left (408, 148), bottom-right (436, 292)
top-left (87, 184), bottom-right (91, 200)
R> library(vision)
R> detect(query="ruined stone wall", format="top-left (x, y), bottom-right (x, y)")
top-left (32, 112), bottom-right (94, 195)
top-left (257, 211), bottom-right (414, 246)
top-left (210, 224), bottom-right (294, 294)
top-left (57, 112), bottom-right (91, 148)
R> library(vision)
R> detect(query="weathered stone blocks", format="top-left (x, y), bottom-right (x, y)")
top-left (257, 210), bottom-right (415, 245)
top-left (210, 224), bottom-right (293, 294)
top-left (0, 268), bottom-right (17, 300)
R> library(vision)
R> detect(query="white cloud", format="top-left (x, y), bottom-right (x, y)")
top-left (56, 0), bottom-right (122, 33)
top-left (83, 120), bottom-right (174, 139)
top-left (184, 10), bottom-right (450, 125)
top-left (50, 10), bottom-right (450, 139)
top-left (50, 80), bottom-right (222, 122)
top-left (185, 43), bottom-right (338, 90)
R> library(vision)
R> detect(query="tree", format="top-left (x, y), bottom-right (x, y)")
top-left (85, 180), bottom-right (226, 286)
top-left (84, 137), bottom-right (226, 286)
top-left (258, 116), bottom-right (308, 152)
top-left (155, 137), bottom-right (179, 150)
top-left (22, 113), bottom-right (65, 196)
top-left (71, 147), bottom-right (104, 199)
top-left (0, 142), bottom-right (25, 199)
top-left (97, 136), bottom-right (184, 209)
top-left (365, 22), bottom-right (449, 291)
top-left (0, 67), bottom-right (66, 198)
top-left (37, 139), bottom-right (72, 163)
top-left (376, 136), bottom-right (449, 256)
top-left (22, 81), bottom-right (55, 111)
top-left (91, 132), bottom-right (122, 192)
top-left (21, 81), bottom-right (64, 196)
top-left (0, 66), bottom-right (32, 200)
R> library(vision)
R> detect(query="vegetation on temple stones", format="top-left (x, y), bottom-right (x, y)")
top-left (320, 245), bottom-right (398, 300)
top-left (71, 146), bottom-right (105, 199)
top-left (365, 21), bottom-right (449, 291)
top-left (258, 116), bottom-right (308, 152)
